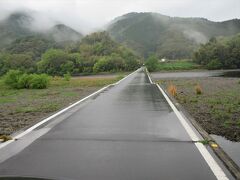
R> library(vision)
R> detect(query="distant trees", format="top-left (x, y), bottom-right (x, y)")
top-left (0, 53), bottom-right (35, 75)
top-left (68, 53), bottom-right (83, 74)
top-left (73, 31), bottom-right (140, 74)
top-left (145, 55), bottom-right (158, 72)
top-left (37, 49), bottom-right (70, 75)
top-left (5, 30), bottom-right (240, 75)
top-left (193, 34), bottom-right (240, 69)
top-left (0, 53), bottom-right (10, 75)
top-left (9, 54), bottom-right (35, 72)
top-left (6, 36), bottom-right (56, 60)
top-left (93, 54), bottom-right (125, 73)
top-left (0, 31), bottom-right (140, 76)
top-left (73, 32), bottom-right (140, 74)
top-left (93, 57), bottom-right (110, 72)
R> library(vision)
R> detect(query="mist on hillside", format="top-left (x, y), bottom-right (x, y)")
top-left (0, 0), bottom-right (240, 58)
top-left (150, 13), bottom-right (208, 44)
top-left (0, 10), bottom-right (84, 47)
top-left (0, 0), bottom-right (240, 34)
top-left (183, 30), bottom-right (208, 44)
top-left (0, 10), bottom-right (75, 33)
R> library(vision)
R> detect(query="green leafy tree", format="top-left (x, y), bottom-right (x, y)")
top-left (93, 54), bottom-right (125, 73)
top-left (93, 57), bottom-right (109, 73)
top-left (68, 53), bottom-right (83, 73)
top-left (0, 53), bottom-right (35, 74)
top-left (0, 31), bottom-right (140, 76)
top-left (206, 59), bottom-right (222, 70)
top-left (193, 34), bottom-right (240, 69)
top-left (37, 49), bottom-right (69, 75)
top-left (117, 46), bottom-right (140, 71)
top-left (0, 53), bottom-right (11, 75)
top-left (4, 70), bottom-right (23, 89)
top-left (9, 54), bottom-right (35, 72)
top-left (61, 61), bottom-right (74, 74)
top-left (145, 55), bottom-right (158, 72)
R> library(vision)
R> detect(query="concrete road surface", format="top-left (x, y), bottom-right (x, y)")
top-left (0, 68), bottom-right (232, 179)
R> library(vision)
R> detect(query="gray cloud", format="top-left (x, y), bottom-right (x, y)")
top-left (0, 0), bottom-right (239, 34)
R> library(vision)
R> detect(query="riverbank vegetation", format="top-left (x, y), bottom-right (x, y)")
top-left (193, 34), bottom-right (240, 70)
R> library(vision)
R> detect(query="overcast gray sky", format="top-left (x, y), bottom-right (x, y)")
top-left (0, 0), bottom-right (240, 33)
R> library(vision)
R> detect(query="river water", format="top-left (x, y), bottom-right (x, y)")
top-left (151, 69), bottom-right (240, 79)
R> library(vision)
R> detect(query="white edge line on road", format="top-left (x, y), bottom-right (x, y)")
top-left (115, 67), bottom-right (141, 85)
top-left (0, 68), bottom-right (141, 150)
top-left (145, 69), bottom-right (153, 84)
top-left (146, 71), bottom-right (228, 180)
top-left (156, 84), bottom-right (228, 180)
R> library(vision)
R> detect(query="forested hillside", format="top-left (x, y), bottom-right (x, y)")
top-left (4, 36), bottom-right (58, 60)
top-left (108, 12), bottom-right (240, 59)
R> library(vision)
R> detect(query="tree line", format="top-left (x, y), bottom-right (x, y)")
top-left (145, 33), bottom-right (240, 71)
top-left (0, 32), bottom-right (141, 76)
top-left (193, 34), bottom-right (240, 69)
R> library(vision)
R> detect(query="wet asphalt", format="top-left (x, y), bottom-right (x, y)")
top-left (0, 69), bottom-right (221, 179)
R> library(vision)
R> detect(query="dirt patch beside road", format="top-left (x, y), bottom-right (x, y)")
top-left (157, 77), bottom-right (240, 142)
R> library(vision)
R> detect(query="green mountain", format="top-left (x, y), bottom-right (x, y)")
top-left (0, 12), bottom-right (83, 48)
top-left (107, 12), bottom-right (240, 59)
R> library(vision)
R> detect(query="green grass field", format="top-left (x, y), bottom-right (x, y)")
top-left (156, 60), bottom-right (202, 71)
top-left (0, 75), bottom-right (122, 104)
